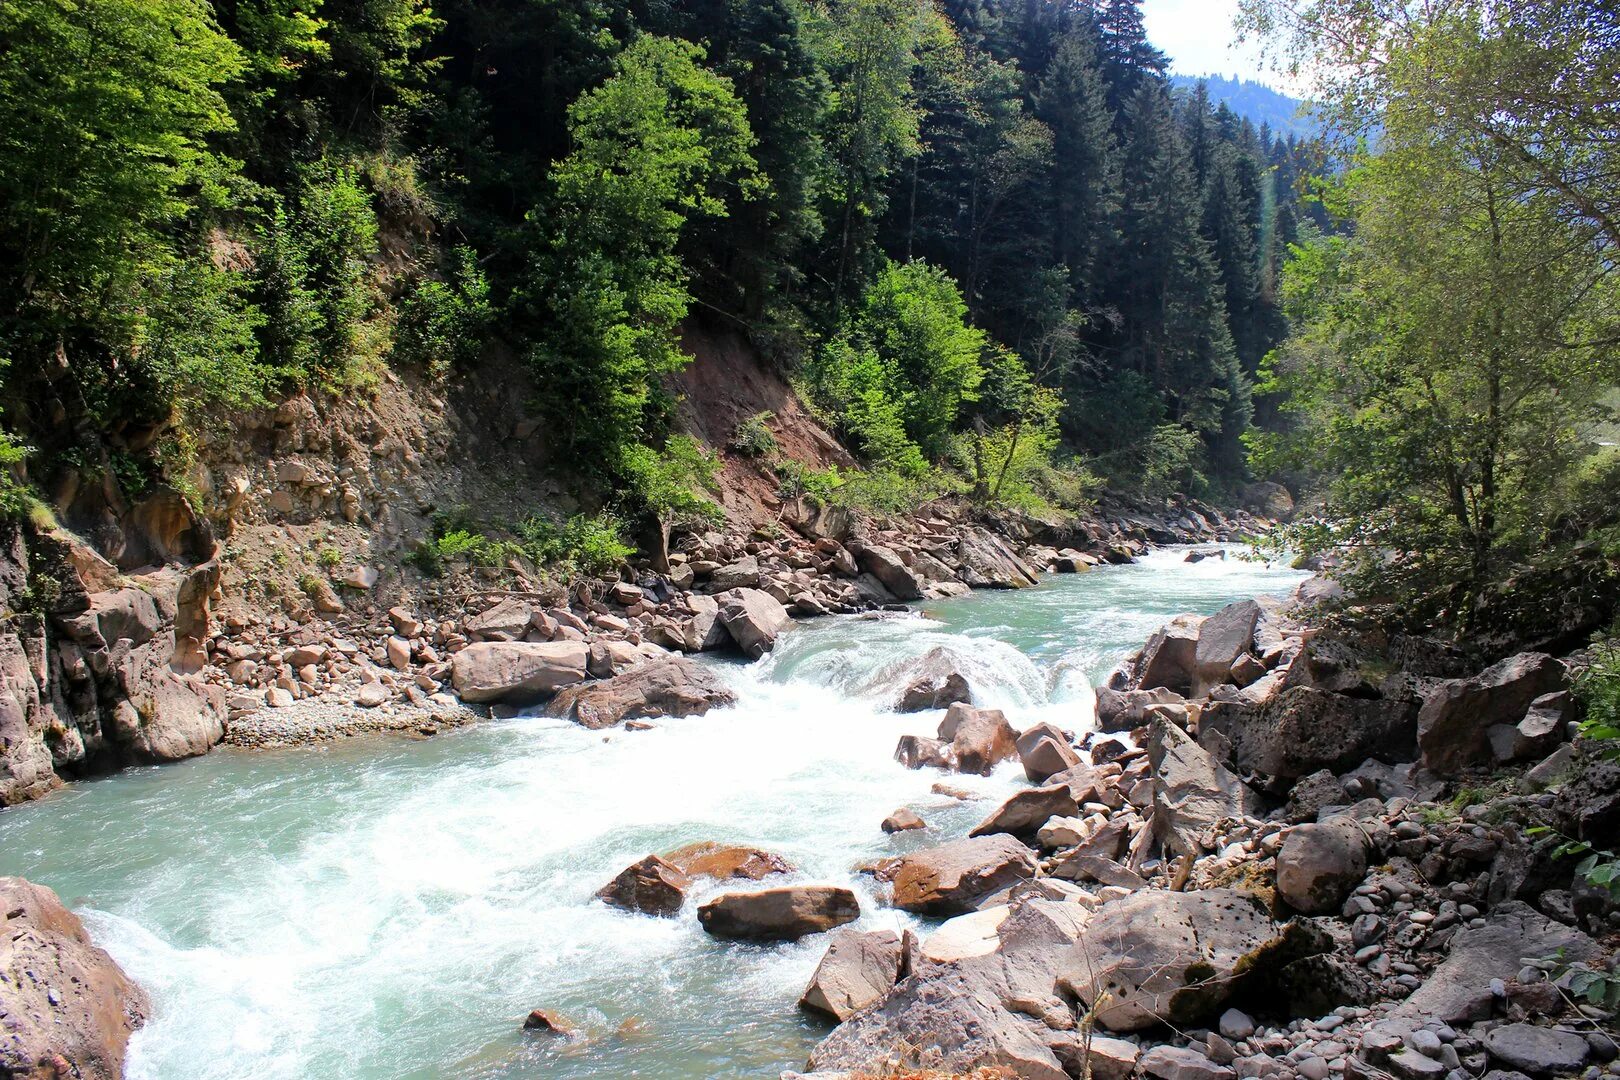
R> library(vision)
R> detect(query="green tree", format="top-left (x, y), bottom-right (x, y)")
top-left (526, 34), bottom-right (762, 469)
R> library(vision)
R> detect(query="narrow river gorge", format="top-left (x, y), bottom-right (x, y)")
top-left (0, 548), bottom-right (1309, 1080)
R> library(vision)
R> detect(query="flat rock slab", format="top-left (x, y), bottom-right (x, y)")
top-left (697, 886), bottom-right (859, 942)
top-left (1482, 1024), bottom-right (1589, 1075)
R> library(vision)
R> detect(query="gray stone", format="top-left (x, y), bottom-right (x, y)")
top-left (1417, 653), bottom-right (1565, 774)
top-left (1149, 714), bottom-right (1257, 855)
top-left (799, 928), bottom-right (908, 1021)
top-left (716, 588), bottom-right (793, 658)
top-left (1219, 1008), bottom-right (1257, 1040)
top-left (1276, 817), bottom-right (1371, 914)
top-left (1193, 600), bottom-right (1263, 694)
top-left (1483, 1025), bottom-right (1589, 1075)
top-left (1141, 1045), bottom-right (1236, 1080)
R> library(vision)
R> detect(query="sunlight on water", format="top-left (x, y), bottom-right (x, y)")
top-left (0, 545), bottom-right (1307, 1079)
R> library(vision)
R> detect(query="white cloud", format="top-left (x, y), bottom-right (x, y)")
top-left (1140, 0), bottom-right (1273, 85)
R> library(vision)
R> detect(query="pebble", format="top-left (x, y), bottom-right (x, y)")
top-left (1220, 1009), bottom-right (1257, 1041)
top-left (1409, 1029), bottom-right (1444, 1058)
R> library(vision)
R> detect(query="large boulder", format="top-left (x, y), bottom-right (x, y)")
top-left (451, 641), bottom-right (589, 704)
top-left (799, 928), bottom-right (910, 1021)
top-left (889, 834), bottom-right (1038, 916)
top-left (1482, 1024), bottom-right (1590, 1076)
top-left (662, 842), bottom-right (795, 881)
top-left (0, 877), bottom-right (149, 1080)
top-left (1417, 653), bottom-right (1566, 774)
top-left (1149, 715), bottom-right (1257, 856)
top-left (1134, 615), bottom-right (1205, 696)
top-left (1275, 817), bottom-right (1371, 914)
top-left (596, 855), bottom-right (692, 916)
top-left (1395, 901), bottom-right (1600, 1023)
top-left (848, 541), bottom-right (924, 601)
top-left (1096, 686), bottom-right (1185, 733)
top-left (697, 886), bottom-right (860, 942)
top-left (890, 646), bottom-right (974, 712)
top-left (939, 703), bottom-right (1018, 776)
top-left (716, 588), bottom-right (792, 659)
top-left (544, 656), bottom-right (735, 729)
top-left (1058, 888), bottom-right (1311, 1032)
top-left (969, 783), bottom-right (1082, 840)
top-left (1017, 722), bottom-right (1080, 783)
top-left (1192, 601), bottom-right (1262, 695)
top-left (464, 597), bottom-right (535, 641)
top-left (957, 527), bottom-right (1040, 589)
top-left (1197, 686), bottom-right (1418, 791)
top-left (894, 734), bottom-right (957, 771)
top-left (808, 895), bottom-right (1092, 1080)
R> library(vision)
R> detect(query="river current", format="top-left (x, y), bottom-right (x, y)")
top-left (0, 546), bottom-right (1308, 1079)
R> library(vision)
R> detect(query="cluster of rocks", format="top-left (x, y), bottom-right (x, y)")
top-left (780, 583), bottom-right (1620, 1080)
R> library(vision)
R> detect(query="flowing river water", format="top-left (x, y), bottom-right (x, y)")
top-left (0, 546), bottom-right (1309, 1080)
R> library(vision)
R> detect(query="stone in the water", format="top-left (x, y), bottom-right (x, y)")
top-left (894, 734), bottom-right (957, 770)
top-left (596, 855), bottom-right (691, 917)
top-left (522, 1009), bottom-right (574, 1035)
top-left (1016, 721), bottom-right (1080, 783)
top-left (697, 886), bottom-right (860, 942)
top-left (881, 808), bottom-right (926, 833)
top-left (662, 841), bottom-right (794, 881)
top-left (888, 834), bottom-right (1037, 916)
top-left (798, 928), bottom-right (909, 1021)
top-left (969, 783), bottom-right (1082, 839)
top-left (938, 702), bottom-right (1018, 775)
top-left (715, 588), bottom-right (792, 658)
top-left (545, 656), bottom-right (736, 729)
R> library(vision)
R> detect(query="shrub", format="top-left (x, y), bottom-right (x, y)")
top-left (731, 411), bottom-right (778, 458)
top-left (394, 246), bottom-right (493, 380)
top-left (317, 547), bottom-right (342, 569)
top-left (619, 435), bottom-right (723, 528)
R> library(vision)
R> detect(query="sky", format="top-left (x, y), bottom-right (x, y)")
top-left (1140, 0), bottom-right (1275, 86)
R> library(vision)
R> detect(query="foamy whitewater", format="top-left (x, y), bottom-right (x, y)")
top-left (0, 546), bottom-right (1308, 1079)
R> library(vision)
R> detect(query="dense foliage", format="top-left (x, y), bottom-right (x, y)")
top-left (1244, 0), bottom-right (1620, 624)
top-left (0, 0), bottom-right (1330, 536)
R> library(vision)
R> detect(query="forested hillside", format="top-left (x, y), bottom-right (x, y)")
top-left (1170, 74), bottom-right (1312, 137)
top-left (0, 0), bottom-right (1328, 545)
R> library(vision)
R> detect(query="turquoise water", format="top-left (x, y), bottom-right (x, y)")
top-left (0, 545), bottom-right (1306, 1080)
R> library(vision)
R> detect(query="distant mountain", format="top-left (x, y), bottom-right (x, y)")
top-left (1171, 74), bottom-right (1316, 138)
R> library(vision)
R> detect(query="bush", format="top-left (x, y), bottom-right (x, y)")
top-left (619, 435), bottom-right (723, 528)
top-left (516, 513), bottom-right (633, 576)
top-left (1142, 423), bottom-right (1207, 498)
top-left (731, 411), bottom-right (778, 458)
top-left (776, 460), bottom-right (845, 507)
top-left (394, 246), bottom-right (493, 380)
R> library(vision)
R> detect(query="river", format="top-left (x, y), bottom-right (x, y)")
top-left (0, 546), bottom-right (1308, 1079)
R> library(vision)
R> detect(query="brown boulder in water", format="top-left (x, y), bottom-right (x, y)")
top-left (546, 657), bottom-right (736, 729)
top-left (888, 834), bottom-right (1037, 916)
top-left (697, 886), bottom-right (860, 942)
top-left (596, 855), bottom-right (692, 917)
top-left (938, 703), bottom-right (1018, 776)
top-left (662, 841), bottom-right (795, 881)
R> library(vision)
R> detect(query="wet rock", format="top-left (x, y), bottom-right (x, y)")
top-left (522, 1009), bottom-right (574, 1035)
top-left (1482, 1024), bottom-right (1589, 1075)
top-left (1276, 817), bottom-right (1371, 914)
top-left (1017, 722), bottom-right (1080, 783)
top-left (0, 877), bottom-right (149, 1080)
top-left (1057, 888), bottom-right (1306, 1032)
top-left (450, 641), bottom-right (589, 704)
top-left (889, 834), bottom-right (1038, 916)
top-left (716, 588), bottom-right (792, 659)
top-left (697, 886), bottom-right (860, 942)
top-left (798, 928), bottom-right (909, 1021)
top-left (1396, 901), bottom-right (1600, 1022)
top-left (894, 735), bottom-right (957, 771)
top-left (596, 855), bottom-right (692, 916)
top-left (1149, 715), bottom-right (1257, 855)
top-left (882, 809), bottom-right (926, 833)
top-left (1417, 653), bottom-right (1565, 774)
top-left (969, 783), bottom-right (1082, 840)
top-left (938, 703), bottom-right (1018, 776)
top-left (897, 671), bottom-right (971, 713)
top-left (545, 657), bottom-right (736, 729)
top-left (662, 842), bottom-right (795, 882)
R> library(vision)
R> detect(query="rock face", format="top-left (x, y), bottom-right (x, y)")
top-left (596, 855), bottom-right (692, 916)
top-left (716, 588), bottom-right (792, 658)
top-left (889, 834), bottom-right (1037, 915)
top-left (938, 703), bottom-right (1019, 776)
top-left (1192, 600), bottom-right (1263, 695)
top-left (809, 894), bottom-right (1090, 1080)
top-left (662, 842), bottom-right (794, 882)
top-left (450, 641), bottom-right (589, 704)
top-left (544, 657), bottom-right (735, 728)
top-left (956, 527), bottom-right (1040, 589)
top-left (798, 928), bottom-right (909, 1021)
top-left (697, 886), bottom-right (860, 941)
top-left (1058, 889), bottom-right (1302, 1032)
top-left (1198, 686), bottom-right (1418, 790)
top-left (1149, 716), bottom-right (1256, 855)
top-left (1275, 817), bottom-right (1370, 914)
top-left (0, 877), bottom-right (150, 1080)
top-left (1417, 653), bottom-right (1566, 774)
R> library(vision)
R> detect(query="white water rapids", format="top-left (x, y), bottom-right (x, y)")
top-left (0, 546), bottom-right (1308, 1079)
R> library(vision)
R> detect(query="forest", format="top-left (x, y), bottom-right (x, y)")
top-left (0, 0), bottom-right (1329, 529)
